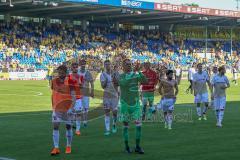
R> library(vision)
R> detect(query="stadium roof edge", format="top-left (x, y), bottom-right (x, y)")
top-left (0, 0), bottom-right (240, 27)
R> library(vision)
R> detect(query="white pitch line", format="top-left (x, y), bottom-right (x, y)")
top-left (0, 112), bottom-right (51, 118)
top-left (29, 91), bottom-right (43, 96)
top-left (0, 157), bottom-right (16, 160)
top-left (88, 114), bottom-right (105, 122)
top-left (0, 108), bottom-right (100, 118)
top-left (0, 91), bottom-right (44, 97)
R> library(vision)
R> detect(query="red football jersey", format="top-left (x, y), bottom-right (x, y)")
top-left (141, 69), bottom-right (158, 92)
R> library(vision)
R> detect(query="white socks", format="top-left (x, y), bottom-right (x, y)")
top-left (167, 114), bottom-right (173, 128)
top-left (76, 120), bottom-right (81, 131)
top-left (196, 107), bottom-right (202, 117)
top-left (66, 129), bottom-right (73, 147)
top-left (216, 110), bottom-right (224, 124)
top-left (53, 129), bottom-right (73, 148)
top-left (219, 110), bottom-right (224, 124)
top-left (216, 110), bottom-right (220, 122)
top-left (105, 115), bottom-right (110, 131)
top-left (53, 130), bottom-right (59, 148)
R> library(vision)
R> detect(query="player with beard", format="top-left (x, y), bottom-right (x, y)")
top-left (159, 70), bottom-right (178, 130)
top-left (50, 65), bottom-right (76, 155)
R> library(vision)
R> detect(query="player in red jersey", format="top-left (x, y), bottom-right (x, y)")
top-left (68, 62), bottom-right (84, 136)
top-left (141, 62), bottom-right (158, 120)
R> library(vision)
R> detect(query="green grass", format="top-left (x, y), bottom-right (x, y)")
top-left (0, 80), bottom-right (239, 160)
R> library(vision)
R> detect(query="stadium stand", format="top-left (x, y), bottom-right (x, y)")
top-left (0, 18), bottom-right (240, 72)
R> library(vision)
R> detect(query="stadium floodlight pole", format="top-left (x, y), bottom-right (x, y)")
top-left (205, 26), bottom-right (208, 58)
top-left (230, 27), bottom-right (233, 55)
top-left (236, 0), bottom-right (240, 10)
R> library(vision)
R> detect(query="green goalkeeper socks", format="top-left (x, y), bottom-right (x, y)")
top-left (136, 126), bottom-right (142, 147)
top-left (123, 127), bottom-right (129, 148)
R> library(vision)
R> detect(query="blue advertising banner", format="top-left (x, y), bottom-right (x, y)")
top-left (64, 0), bottom-right (154, 10)
top-left (64, 0), bottom-right (99, 3)
top-left (120, 0), bottom-right (154, 9)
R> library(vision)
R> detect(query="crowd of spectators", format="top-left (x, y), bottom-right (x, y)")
top-left (1, 18), bottom-right (240, 73)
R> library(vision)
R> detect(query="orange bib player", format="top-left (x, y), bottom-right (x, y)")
top-left (51, 65), bottom-right (74, 156)
top-left (68, 62), bottom-right (84, 136)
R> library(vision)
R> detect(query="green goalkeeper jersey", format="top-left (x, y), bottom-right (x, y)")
top-left (119, 71), bottom-right (147, 106)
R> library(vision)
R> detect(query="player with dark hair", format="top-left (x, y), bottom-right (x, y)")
top-left (159, 70), bottom-right (178, 130)
top-left (141, 62), bottom-right (158, 121)
top-left (211, 66), bottom-right (230, 127)
top-left (50, 65), bottom-right (76, 155)
top-left (100, 60), bottom-right (119, 136)
top-left (118, 59), bottom-right (147, 154)
top-left (78, 59), bottom-right (94, 127)
top-left (192, 63), bottom-right (212, 121)
top-left (68, 62), bottom-right (84, 136)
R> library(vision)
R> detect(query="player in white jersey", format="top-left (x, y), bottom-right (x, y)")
top-left (186, 63), bottom-right (196, 94)
top-left (175, 65), bottom-right (182, 84)
top-left (159, 70), bottom-right (178, 130)
top-left (232, 65), bottom-right (238, 85)
top-left (78, 59), bottom-right (94, 127)
top-left (192, 63), bottom-right (212, 121)
top-left (100, 60), bottom-right (119, 136)
top-left (211, 66), bottom-right (230, 127)
top-left (210, 66), bottom-right (218, 108)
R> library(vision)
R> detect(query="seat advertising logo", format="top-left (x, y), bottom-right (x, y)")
top-left (122, 0), bottom-right (142, 8)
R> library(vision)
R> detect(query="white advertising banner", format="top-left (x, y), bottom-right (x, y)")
top-left (9, 72), bottom-right (47, 80)
top-left (137, 0), bottom-right (236, 11)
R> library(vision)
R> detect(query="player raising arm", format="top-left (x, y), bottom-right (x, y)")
top-left (50, 65), bottom-right (76, 155)
top-left (159, 70), bottom-right (178, 130)
top-left (118, 59), bottom-right (147, 154)
top-left (141, 62), bottom-right (158, 121)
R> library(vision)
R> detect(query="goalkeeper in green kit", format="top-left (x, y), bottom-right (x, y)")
top-left (117, 59), bottom-right (147, 154)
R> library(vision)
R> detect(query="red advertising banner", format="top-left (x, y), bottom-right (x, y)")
top-left (154, 3), bottom-right (240, 18)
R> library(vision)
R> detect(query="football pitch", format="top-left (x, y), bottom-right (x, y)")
top-left (0, 80), bottom-right (239, 160)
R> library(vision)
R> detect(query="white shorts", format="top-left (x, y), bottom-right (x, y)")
top-left (82, 96), bottom-right (90, 112)
top-left (103, 98), bottom-right (119, 111)
top-left (52, 111), bottom-right (72, 125)
top-left (214, 97), bottom-right (226, 110)
top-left (233, 73), bottom-right (238, 80)
top-left (194, 93), bottom-right (209, 103)
top-left (73, 99), bottom-right (83, 113)
top-left (161, 98), bottom-right (176, 112)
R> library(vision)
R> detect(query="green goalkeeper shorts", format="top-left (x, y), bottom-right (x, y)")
top-left (142, 91), bottom-right (154, 106)
top-left (118, 100), bottom-right (142, 122)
